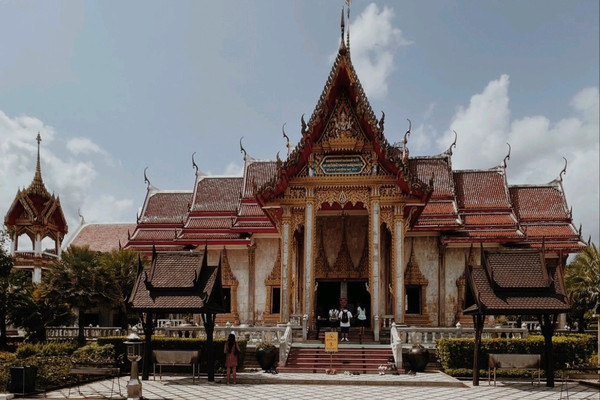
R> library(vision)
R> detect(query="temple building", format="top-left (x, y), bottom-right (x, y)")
top-left (4, 134), bottom-right (68, 283)
top-left (122, 18), bottom-right (584, 334)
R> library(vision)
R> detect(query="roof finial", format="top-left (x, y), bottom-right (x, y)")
top-left (502, 142), bottom-right (511, 169)
top-left (26, 132), bottom-right (50, 197)
top-left (340, 7), bottom-right (345, 44)
top-left (143, 167), bottom-right (152, 188)
top-left (282, 123), bottom-right (291, 157)
top-left (77, 208), bottom-right (85, 225)
top-left (240, 136), bottom-right (247, 161)
top-left (559, 157), bottom-right (567, 182)
top-left (192, 152), bottom-right (199, 174)
top-left (346, 0), bottom-right (351, 52)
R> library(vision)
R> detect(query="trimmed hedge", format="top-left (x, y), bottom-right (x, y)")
top-left (436, 334), bottom-right (596, 377)
top-left (98, 336), bottom-right (247, 374)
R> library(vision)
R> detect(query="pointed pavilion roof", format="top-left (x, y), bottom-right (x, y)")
top-left (128, 247), bottom-right (225, 314)
top-left (4, 133), bottom-right (68, 236)
top-left (255, 25), bottom-right (432, 206)
top-left (463, 248), bottom-right (570, 315)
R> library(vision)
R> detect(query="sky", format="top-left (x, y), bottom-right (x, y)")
top-left (0, 0), bottom-right (598, 247)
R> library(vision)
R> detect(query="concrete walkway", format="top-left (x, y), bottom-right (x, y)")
top-left (15, 371), bottom-right (600, 400)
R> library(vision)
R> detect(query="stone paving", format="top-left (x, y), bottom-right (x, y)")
top-left (16, 371), bottom-right (600, 400)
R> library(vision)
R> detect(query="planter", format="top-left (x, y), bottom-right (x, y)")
top-left (9, 365), bottom-right (37, 394)
top-left (255, 345), bottom-right (278, 371)
top-left (407, 344), bottom-right (429, 372)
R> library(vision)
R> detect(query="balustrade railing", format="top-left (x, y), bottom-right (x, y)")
top-left (391, 324), bottom-right (529, 349)
top-left (279, 323), bottom-right (293, 365)
top-left (46, 326), bottom-right (125, 340)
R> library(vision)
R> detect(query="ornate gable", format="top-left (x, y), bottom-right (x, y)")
top-left (256, 26), bottom-right (432, 207)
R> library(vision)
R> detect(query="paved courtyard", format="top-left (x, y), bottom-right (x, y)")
top-left (16, 371), bottom-right (600, 400)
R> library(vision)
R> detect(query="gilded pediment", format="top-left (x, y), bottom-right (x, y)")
top-left (319, 96), bottom-right (367, 153)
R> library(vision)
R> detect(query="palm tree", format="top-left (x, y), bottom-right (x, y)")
top-left (565, 243), bottom-right (600, 332)
top-left (100, 248), bottom-right (140, 329)
top-left (40, 245), bottom-right (116, 346)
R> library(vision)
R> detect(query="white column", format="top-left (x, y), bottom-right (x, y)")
top-left (371, 201), bottom-right (380, 340)
top-left (34, 233), bottom-right (42, 256)
top-left (33, 267), bottom-right (42, 284)
top-left (303, 202), bottom-right (314, 315)
top-left (281, 221), bottom-right (290, 321)
top-left (394, 215), bottom-right (405, 324)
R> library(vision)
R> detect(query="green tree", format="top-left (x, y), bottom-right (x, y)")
top-left (565, 243), bottom-right (600, 332)
top-left (0, 229), bottom-right (16, 348)
top-left (9, 281), bottom-right (74, 342)
top-left (100, 248), bottom-right (140, 329)
top-left (40, 245), bottom-right (116, 346)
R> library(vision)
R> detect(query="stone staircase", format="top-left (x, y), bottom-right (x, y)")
top-left (278, 344), bottom-right (395, 374)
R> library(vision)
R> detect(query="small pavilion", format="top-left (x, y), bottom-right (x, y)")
top-left (128, 246), bottom-right (225, 381)
top-left (464, 247), bottom-right (571, 387)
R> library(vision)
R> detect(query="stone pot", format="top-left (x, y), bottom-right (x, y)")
top-left (407, 344), bottom-right (429, 372)
top-left (255, 344), bottom-right (278, 371)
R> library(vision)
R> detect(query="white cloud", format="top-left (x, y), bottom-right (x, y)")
top-left (67, 137), bottom-right (105, 156)
top-left (347, 3), bottom-right (412, 100)
top-left (223, 162), bottom-right (244, 176)
top-left (0, 109), bottom-right (135, 238)
top-left (437, 78), bottom-right (599, 244)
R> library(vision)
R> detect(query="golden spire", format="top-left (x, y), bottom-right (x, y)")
top-left (26, 132), bottom-right (50, 197)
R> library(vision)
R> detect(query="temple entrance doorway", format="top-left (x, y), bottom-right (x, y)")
top-left (315, 281), bottom-right (340, 321)
top-left (315, 280), bottom-right (370, 327)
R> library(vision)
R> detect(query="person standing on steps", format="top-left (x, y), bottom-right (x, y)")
top-left (339, 306), bottom-right (352, 342)
top-left (328, 305), bottom-right (339, 332)
top-left (224, 333), bottom-right (240, 384)
top-left (356, 303), bottom-right (367, 339)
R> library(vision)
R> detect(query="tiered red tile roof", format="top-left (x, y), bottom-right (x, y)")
top-left (118, 28), bottom-right (582, 257)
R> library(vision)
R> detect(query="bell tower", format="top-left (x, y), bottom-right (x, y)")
top-left (4, 134), bottom-right (68, 283)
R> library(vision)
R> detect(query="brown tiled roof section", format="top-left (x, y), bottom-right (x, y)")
top-left (141, 192), bottom-right (191, 224)
top-left (130, 267), bottom-right (207, 310)
top-left (463, 214), bottom-right (516, 226)
top-left (454, 170), bottom-right (510, 210)
top-left (185, 217), bottom-right (235, 230)
top-left (509, 186), bottom-right (568, 221)
top-left (420, 201), bottom-right (456, 216)
top-left (192, 177), bottom-right (242, 212)
top-left (243, 161), bottom-right (276, 198)
top-left (149, 252), bottom-right (202, 288)
top-left (131, 229), bottom-right (177, 241)
top-left (524, 224), bottom-right (579, 238)
top-left (467, 265), bottom-right (569, 313)
top-left (69, 223), bottom-right (136, 252)
top-left (409, 157), bottom-right (454, 198)
top-left (485, 250), bottom-right (549, 289)
top-left (178, 232), bottom-right (240, 240)
top-left (238, 203), bottom-right (267, 217)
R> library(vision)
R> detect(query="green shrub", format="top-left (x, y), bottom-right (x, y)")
top-left (436, 334), bottom-right (596, 376)
top-left (71, 342), bottom-right (117, 365)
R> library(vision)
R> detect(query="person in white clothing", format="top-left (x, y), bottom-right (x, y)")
top-left (338, 307), bottom-right (352, 341)
top-left (356, 304), bottom-right (367, 337)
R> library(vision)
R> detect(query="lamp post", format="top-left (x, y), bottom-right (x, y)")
top-left (124, 330), bottom-right (144, 400)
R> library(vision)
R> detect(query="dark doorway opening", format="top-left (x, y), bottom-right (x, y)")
top-left (347, 280), bottom-right (370, 327)
top-left (316, 281), bottom-right (340, 320)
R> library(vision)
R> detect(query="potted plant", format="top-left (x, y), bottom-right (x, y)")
top-left (407, 343), bottom-right (429, 372)
top-left (255, 341), bottom-right (278, 372)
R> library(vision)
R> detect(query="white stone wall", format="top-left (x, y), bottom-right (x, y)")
top-left (409, 236), bottom-right (441, 325)
top-left (443, 247), bottom-right (472, 326)
top-left (254, 238), bottom-right (279, 322)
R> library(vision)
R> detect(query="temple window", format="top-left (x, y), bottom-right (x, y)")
top-left (405, 285), bottom-right (422, 314)
top-left (270, 287), bottom-right (281, 314)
